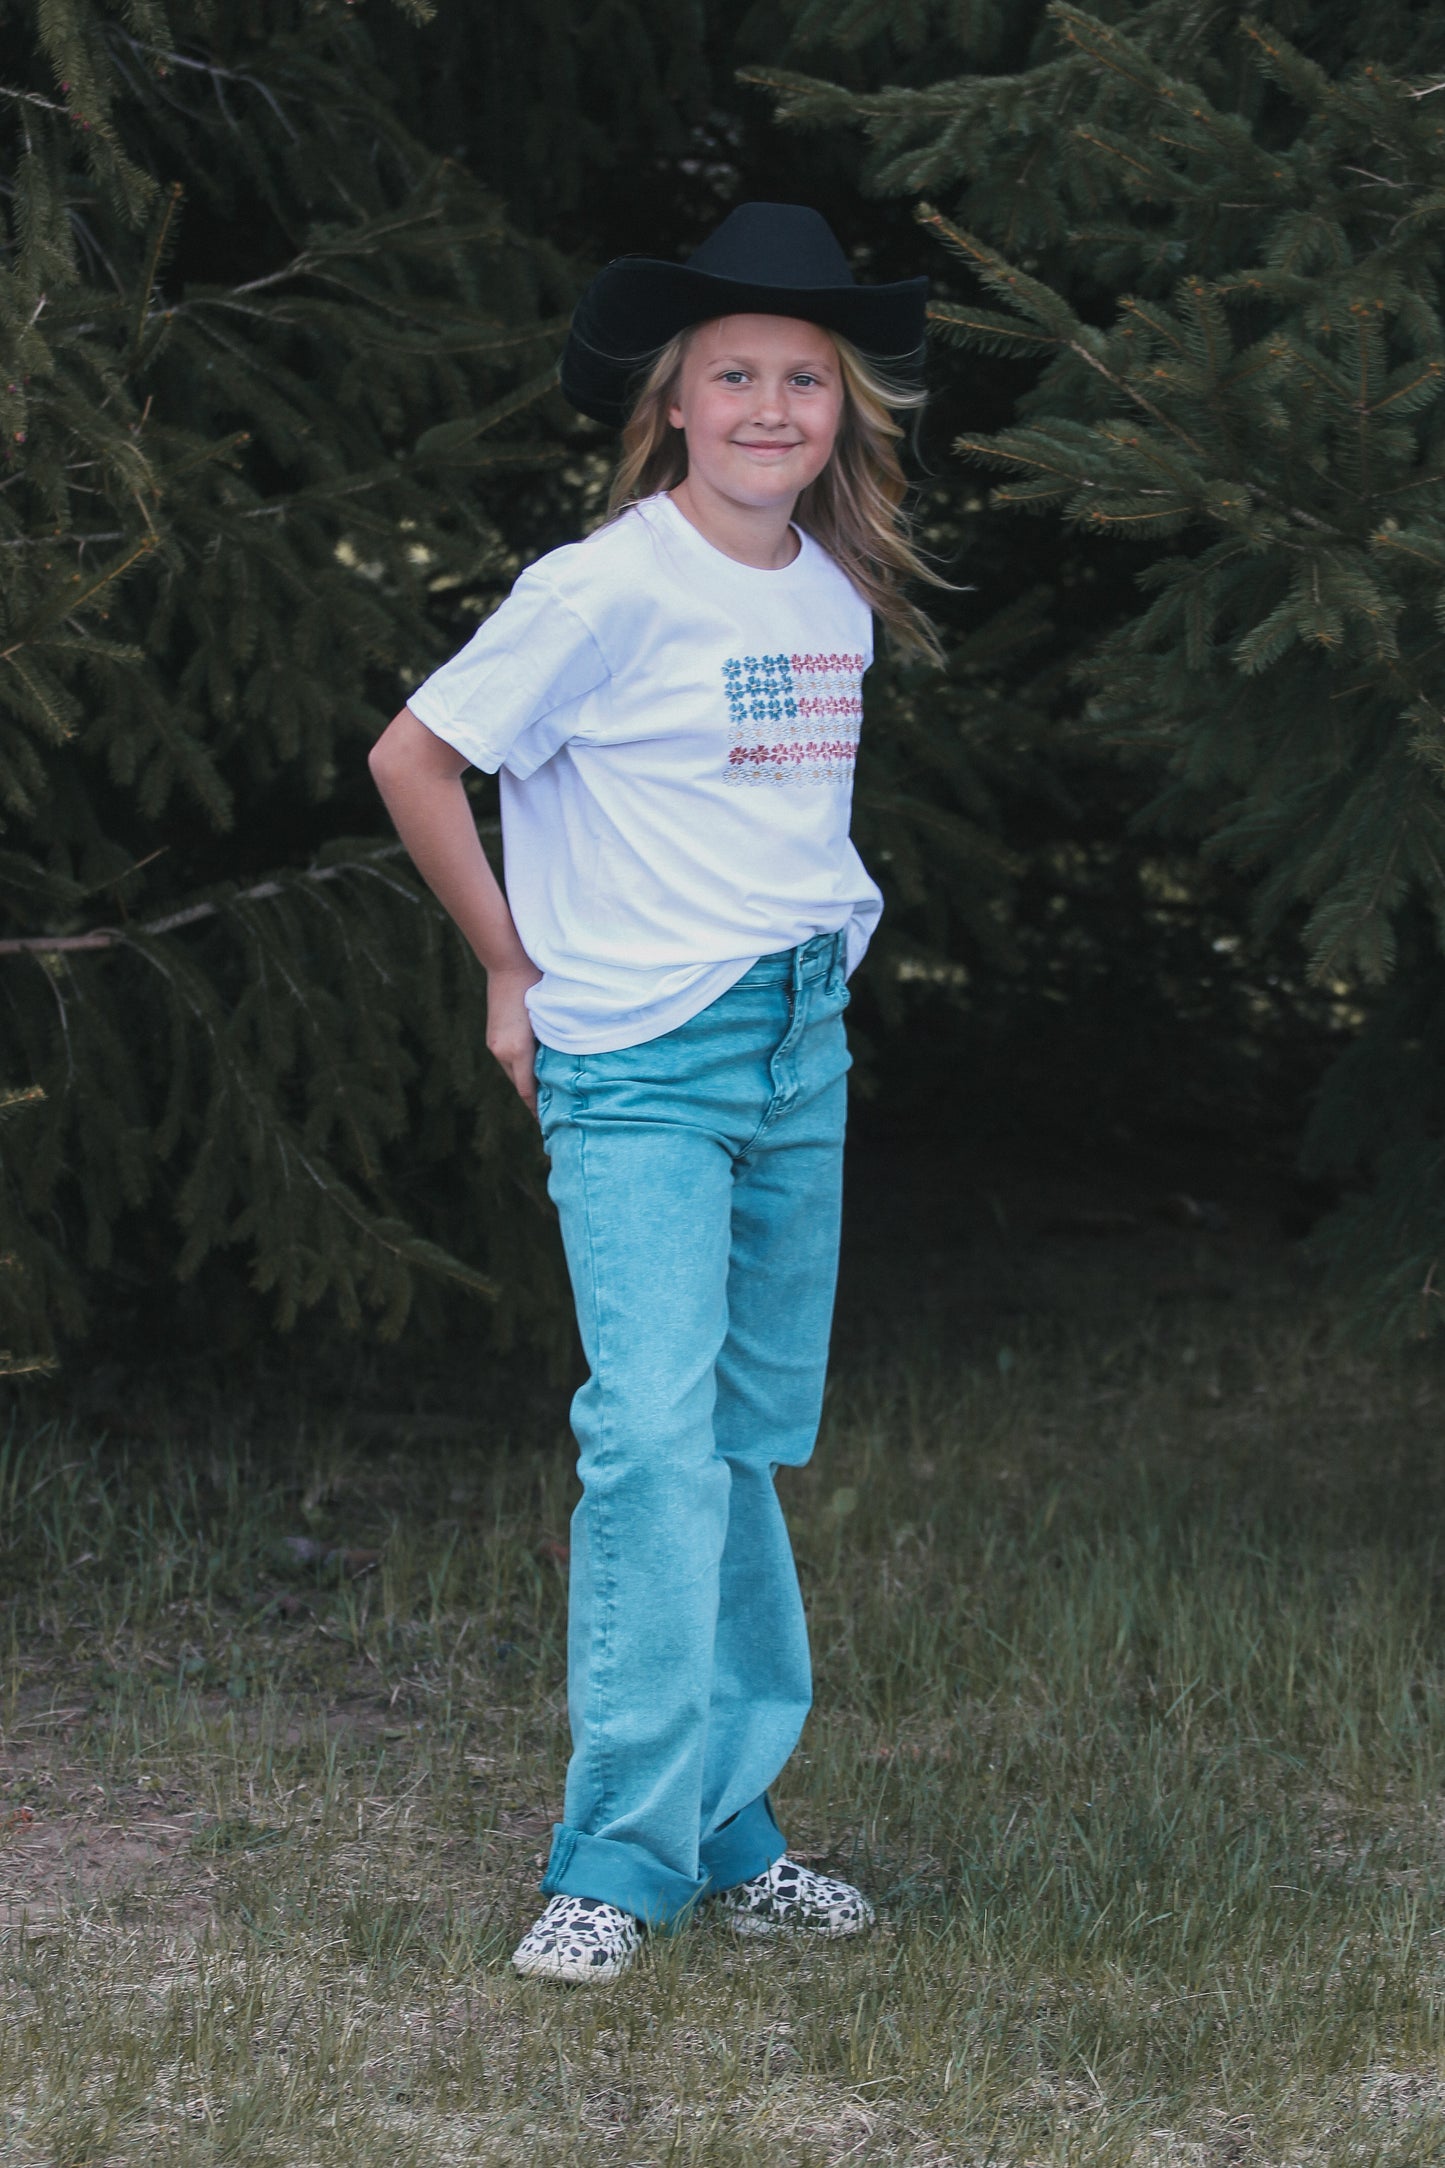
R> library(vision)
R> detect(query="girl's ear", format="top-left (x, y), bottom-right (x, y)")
top-left (667, 400), bottom-right (684, 432)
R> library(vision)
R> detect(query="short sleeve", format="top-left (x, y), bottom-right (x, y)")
top-left (406, 562), bottom-right (610, 780)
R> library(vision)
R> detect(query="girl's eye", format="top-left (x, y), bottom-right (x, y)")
top-left (720, 370), bottom-right (749, 384)
top-left (791, 374), bottom-right (820, 388)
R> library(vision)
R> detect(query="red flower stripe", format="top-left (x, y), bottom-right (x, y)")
top-left (728, 740), bottom-right (859, 769)
top-left (789, 652), bottom-right (867, 674)
top-left (794, 695), bottom-right (863, 720)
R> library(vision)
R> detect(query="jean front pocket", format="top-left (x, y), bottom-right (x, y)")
top-left (533, 1042), bottom-right (568, 1146)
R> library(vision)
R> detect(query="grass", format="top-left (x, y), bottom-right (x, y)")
top-left (5, 1279), bottom-right (1445, 2164)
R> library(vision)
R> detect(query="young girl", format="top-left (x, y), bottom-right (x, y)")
top-left (369, 202), bottom-right (938, 1984)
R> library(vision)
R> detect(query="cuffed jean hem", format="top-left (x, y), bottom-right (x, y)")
top-left (541, 1825), bottom-right (708, 1930)
top-left (699, 1793), bottom-right (787, 1894)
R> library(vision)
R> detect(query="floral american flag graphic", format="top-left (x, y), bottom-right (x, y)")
top-left (720, 652), bottom-right (866, 786)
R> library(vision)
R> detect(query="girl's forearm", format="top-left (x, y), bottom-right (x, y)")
top-left (368, 706), bottom-right (536, 978)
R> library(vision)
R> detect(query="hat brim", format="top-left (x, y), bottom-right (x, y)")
top-left (559, 258), bottom-right (930, 428)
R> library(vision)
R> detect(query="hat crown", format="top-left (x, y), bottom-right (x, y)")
top-left (686, 203), bottom-right (855, 294)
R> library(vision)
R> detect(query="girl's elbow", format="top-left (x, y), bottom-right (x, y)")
top-left (371, 706), bottom-right (465, 788)
top-left (368, 711), bottom-right (410, 787)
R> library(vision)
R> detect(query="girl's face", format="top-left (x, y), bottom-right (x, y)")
top-left (667, 315), bottom-right (844, 513)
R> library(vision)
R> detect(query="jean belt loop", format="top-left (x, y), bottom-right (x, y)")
top-left (830, 927), bottom-right (846, 992)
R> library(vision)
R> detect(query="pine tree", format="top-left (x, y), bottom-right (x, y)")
top-left (365, 0), bottom-right (716, 238)
top-left (756, 2), bottom-right (1445, 1333)
top-left (0, 0), bottom-right (578, 1367)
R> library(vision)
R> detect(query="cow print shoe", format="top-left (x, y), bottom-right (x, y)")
top-left (713, 1856), bottom-right (876, 1939)
top-left (511, 1894), bottom-right (643, 1983)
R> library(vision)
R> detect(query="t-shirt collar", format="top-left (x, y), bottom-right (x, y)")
top-left (646, 490), bottom-right (812, 582)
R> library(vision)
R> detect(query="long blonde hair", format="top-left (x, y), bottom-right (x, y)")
top-left (606, 326), bottom-right (946, 666)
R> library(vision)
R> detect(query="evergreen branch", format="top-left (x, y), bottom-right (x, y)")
top-left (1072, 128), bottom-right (1170, 193)
top-left (160, 208), bottom-right (476, 337)
top-left (0, 1351), bottom-right (57, 1378)
top-left (0, 539), bottom-right (159, 662)
top-left (0, 849), bottom-right (411, 955)
top-left (1063, 337), bottom-right (1208, 460)
top-left (0, 1086), bottom-right (46, 1115)
top-left (734, 64), bottom-right (875, 116)
top-left (237, 442), bottom-right (560, 520)
top-left (0, 533), bottom-right (128, 550)
top-left (1079, 501), bottom-right (1193, 530)
top-left (918, 207), bottom-right (1212, 457)
top-left (1369, 362), bottom-right (1445, 414)
top-left (150, 431), bottom-right (252, 486)
top-left (954, 439), bottom-right (1092, 488)
top-left (217, 203), bottom-right (499, 305)
top-left (126, 182), bottom-right (183, 370)
top-left (1378, 473), bottom-right (1445, 503)
top-left (1341, 166), bottom-right (1406, 191)
top-left (1048, 3), bottom-right (1163, 100)
top-left (317, 318), bottom-right (575, 360)
top-left (177, 252), bottom-right (550, 345)
top-left (1075, 130), bottom-right (1150, 179)
top-left (102, 31), bottom-right (300, 142)
top-left (1370, 528), bottom-right (1445, 572)
top-left (243, 1133), bottom-right (500, 1309)
top-left (1117, 295), bottom-right (1189, 355)
top-left (1058, 7), bottom-right (1285, 186)
top-left (914, 205), bottom-right (1084, 342)
top-left (0, 87), bottom-right (70, 115)
top-left (411, 366), bottom-right (563, 459)
top-left (992, 482), bottom-right (1076, 507)
top-left (927, 305), bottom-right (1059, 352)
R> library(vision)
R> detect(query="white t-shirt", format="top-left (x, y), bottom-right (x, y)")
top-left (407, 491), bottom-right (883, 1053)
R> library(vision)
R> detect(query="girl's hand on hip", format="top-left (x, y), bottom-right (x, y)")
top-left (486, 965), bottom-right (543, 1115)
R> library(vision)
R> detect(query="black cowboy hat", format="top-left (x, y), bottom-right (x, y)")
top-left (559, 202), bottom-right (929, 429)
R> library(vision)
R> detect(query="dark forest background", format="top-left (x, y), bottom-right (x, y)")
top-left (4, 0), bottom-right (1445, 1377)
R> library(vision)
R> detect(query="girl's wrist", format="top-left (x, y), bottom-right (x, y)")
top-left (486, 955), bottom-right (541, 986)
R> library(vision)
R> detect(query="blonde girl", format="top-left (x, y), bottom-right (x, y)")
top-left (369, 203), bottom-right (937, 1983)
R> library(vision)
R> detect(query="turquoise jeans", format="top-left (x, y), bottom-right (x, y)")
top-left (533, 929), bottom-right (851, 1926)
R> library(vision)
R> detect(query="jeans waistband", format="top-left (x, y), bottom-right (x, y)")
top-left (735, 929), bottom-right (847, 990)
